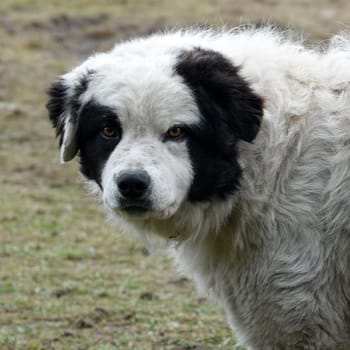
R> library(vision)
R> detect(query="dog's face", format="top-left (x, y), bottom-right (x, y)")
top-left (47, 43), bottom-right (263, 223)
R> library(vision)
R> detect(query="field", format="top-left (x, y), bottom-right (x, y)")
top-left (0, 1), bottom-right (349, 349)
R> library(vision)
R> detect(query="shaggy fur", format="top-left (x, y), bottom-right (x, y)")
top-left (47, 26), bottom-right (350, 349)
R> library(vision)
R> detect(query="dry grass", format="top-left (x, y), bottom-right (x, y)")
top-left (0, 1), bottom-right (348, 349)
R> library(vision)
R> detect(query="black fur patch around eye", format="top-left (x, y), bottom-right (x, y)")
top-left (175, 47), bottom-right (264, 202)
top-left (76, 100), bottom-right (121, 187)
top-left (184, 123), bottom-right (242, 202)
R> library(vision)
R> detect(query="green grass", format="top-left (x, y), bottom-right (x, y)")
top-left (0, 0), bottom-right (348, 349)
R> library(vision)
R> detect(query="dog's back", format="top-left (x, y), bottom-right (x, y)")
top-left (165, 29), bottom-right (350, 349)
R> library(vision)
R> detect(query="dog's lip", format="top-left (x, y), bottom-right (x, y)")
top-left (118, 201), bottom-right (151, 215)
top-left (121, 205), bottom-right (149, 214)
top-left (109, 199), bottom-right (177, 220)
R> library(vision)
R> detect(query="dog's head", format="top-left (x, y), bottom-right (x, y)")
top-left (47, 41), bottom-right (263, 226)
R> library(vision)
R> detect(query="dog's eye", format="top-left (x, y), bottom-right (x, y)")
top-left (166, 126), bottom-right (184, 140)
top-left (101, 126), bottom-right (118, 138)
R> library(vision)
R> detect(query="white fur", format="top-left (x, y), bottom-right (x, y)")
top-left (59, 27), bottom-right (350, 349)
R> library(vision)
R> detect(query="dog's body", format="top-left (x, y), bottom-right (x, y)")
top-left (47, 27), bottom-right (350, 349)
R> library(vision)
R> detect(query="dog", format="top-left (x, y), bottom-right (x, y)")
top-left (47, 26), bottom-right (350, 349)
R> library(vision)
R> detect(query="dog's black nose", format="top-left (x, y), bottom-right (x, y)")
top-left (116, 170), bottom-right (151, 199)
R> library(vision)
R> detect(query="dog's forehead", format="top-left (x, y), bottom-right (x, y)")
top-left (82, 55), bottom-right (200, 129)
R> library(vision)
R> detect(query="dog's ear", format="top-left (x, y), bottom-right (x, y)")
top-left (175, 48), bottom-right (263, 143)
top-left (46, 73), bottom-right (90, 162)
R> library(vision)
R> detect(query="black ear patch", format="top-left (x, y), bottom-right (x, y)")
top-left (46, 72), bottom-right (92, 150)
top-left (175, 47), bottom-right (263, 143)
top-left (47, 79), bottom-right (68, 144)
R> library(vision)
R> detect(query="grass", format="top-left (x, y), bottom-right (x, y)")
top-left (0, 0), bottom-right (348, 349)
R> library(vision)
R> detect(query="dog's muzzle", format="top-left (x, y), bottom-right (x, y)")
top-left (114, 170), bottom-right (151, 214)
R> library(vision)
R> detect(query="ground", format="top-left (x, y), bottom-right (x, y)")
top-left (0, 1), bottom-right (349, 349)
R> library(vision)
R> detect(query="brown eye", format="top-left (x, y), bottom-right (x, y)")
top-left (166, 126), bottom-right (183, 139)
top-left (102, 127), bottom-right (117, 138)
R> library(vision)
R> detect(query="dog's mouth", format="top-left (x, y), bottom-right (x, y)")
top-left (118, 200), bottom-right (151, 217)
top-left (106, 197), bottom-right (179, 221)
top-left (121, 205), bottom-right (149, 215)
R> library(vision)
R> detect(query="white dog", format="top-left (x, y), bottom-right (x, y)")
top-left (47, 26), bottom-right (350, 349)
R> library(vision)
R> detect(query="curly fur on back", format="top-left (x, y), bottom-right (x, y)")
top-left (170, 28), bottom-right (350, 349)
